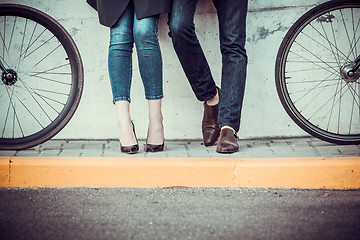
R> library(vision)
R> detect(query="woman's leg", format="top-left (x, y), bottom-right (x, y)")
top-left (108, 4), bottom-right (137, 146)
top-left (133, 14), bottom-right (164, 144)
top-left (115, 101), bottom-right (137, 146)
top-left (147, 99), bottom-right (164, 145)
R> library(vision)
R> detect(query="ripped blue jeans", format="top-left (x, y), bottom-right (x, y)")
top-left (108, 3), bottom-right (163, 103)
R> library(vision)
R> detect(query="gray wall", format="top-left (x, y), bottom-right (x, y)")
top-left (0, 0), bottom-right (329, 140)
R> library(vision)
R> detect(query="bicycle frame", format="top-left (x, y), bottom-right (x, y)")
top-left (350, 55), bottom-right (360, 74)
top-left (0, 60), bottom-right (7, 73)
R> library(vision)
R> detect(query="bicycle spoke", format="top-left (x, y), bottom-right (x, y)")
top-left (12, 92), bottom-right (45, 130)
top-left (286, 78), bottom-right (339, 84)
top-left (293, 42), bottom-right (340, 72)
top-left (318, 84), bottom-right (350, 131)
top-left (31, 88), bottom-right (70, 97)
top-left (0, 54), bottom-right (11, 70)
top-left (346, 34), bottom-right (360, 63)
top-left (329, 17), bottom-right (342, 68)
top-left (347, 83), bottom-right (359, 134)
top-left (32, 43), bottom-right (61, 68)
top-left (288, 50), bottom-right (338, 75)
top-left (309, 81), bottom-right (348, 122)
top-left (27, 63), bottom-right (70, 76)
top-left (291, 82), bottom-right (340, 96)
top-left (2, 15), bottom-right (5, 62)
top-left (351, 8), bottom-right (359, 57)
top-left (17, 78), bottom-right (53, 122)
top-left (24, 74), bottom-right (71, 86)
top-left (347, 84), bottom-right (360, 106)
top-left (319, 21), bottom-right (341, 67)
top-left (17, 35), bottom-right (56, 62)
top-left (309, 22), bottom-right (349, 62)
top-left (326, 75), bottom-right (341, 131)
top-left (285, 65), bottom-right (339, 74)
top-left (2, 86), bottom-right (14, 137)
top-left (3, 86), bottom-right (24, 138)
top-left (288, 70), bottom-right (339, 103)
top-left (340, 9), bottom-right (356, 60)
top-left (21, 22), bottom-right (38, 60)
top-left (16, 18), bottom-right (28, 72)
top-left (0, 16), bottom-right (16, 67)
top-left (18, 77), bottom-right (64, 118)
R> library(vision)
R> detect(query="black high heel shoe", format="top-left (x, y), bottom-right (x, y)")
top-left (120, 122), bottom-right (139, 154)
top-left (145, 142), bottom-right (164, 152)
top-left (145, 125), bottom-right (164, 152)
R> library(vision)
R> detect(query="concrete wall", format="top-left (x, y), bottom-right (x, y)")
top-left (0, 0), bottom-right (329, 140)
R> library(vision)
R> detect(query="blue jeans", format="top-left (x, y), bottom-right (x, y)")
top-left (168, 0), bottom-right (248, 132)
top-left (108, 3), bottom-right (163, 103)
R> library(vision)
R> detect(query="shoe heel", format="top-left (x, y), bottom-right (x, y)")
top-left (120, 121), bottom-right (139, 154)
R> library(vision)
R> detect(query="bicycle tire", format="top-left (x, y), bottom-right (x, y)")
top-left (0, 4), bottom-right (83, 150)
top-left (275, 0), bottom-right (360, 145)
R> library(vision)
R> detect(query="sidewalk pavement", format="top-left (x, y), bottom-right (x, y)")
top-left (1, 137), bottom-right (359, 189)
top-left (1, 136), bottom-right (359, 158)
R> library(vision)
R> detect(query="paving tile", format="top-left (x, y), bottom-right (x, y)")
top-left (39, 150), bottom-right (62, 157)
top-left (0, 151), bottom-right (17, 157)
top-left (13, 147), bottom-right (40, 157)
top-left (312, 145), bottom-right (360, 158)
top-left (40, 140), bottom-right (67, 151)
top-left (146, 141), bottom-right (188, 158)
top-left (184, 141), bottom-right (212, 158)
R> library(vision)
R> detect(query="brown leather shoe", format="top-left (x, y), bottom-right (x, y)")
top-left (202, 87), bottom-right (220, 146)
top-left (216, 128), bottom-right (239, 154)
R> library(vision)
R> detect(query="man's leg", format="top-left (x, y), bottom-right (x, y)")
top-left (168, 0), bottom-right (220, 146)
top-left (213, 0), bottom-right (248, 153)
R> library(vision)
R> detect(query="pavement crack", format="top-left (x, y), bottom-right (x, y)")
top-left (307, 141), bottom-right (321, 156)
top-left (101, 143), bottom-right (106, 157)
top-left (57, 143), bottom-right (64, 156)
top-left (184, 144), bottom-right (191, 158)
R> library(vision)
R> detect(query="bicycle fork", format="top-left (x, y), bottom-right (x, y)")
top-left (349, 55), bottom-right (360, 76)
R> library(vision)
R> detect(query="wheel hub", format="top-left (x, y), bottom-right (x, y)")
top-left (1, 69), bottom-right (17, 86)
top-left (340, 63), bottom-right (359, 83)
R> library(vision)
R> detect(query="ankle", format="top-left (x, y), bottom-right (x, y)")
top-left (221, 126), bottom-right (235, 134)
top-left (206, 89), bottom-right (219, 106)
top-left (149, 114), bottom-right (163, 125)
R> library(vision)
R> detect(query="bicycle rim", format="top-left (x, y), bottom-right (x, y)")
top-left (275, 0), bottom-right (360, 144)
top-left (0, 4), bottom-right (83, 150)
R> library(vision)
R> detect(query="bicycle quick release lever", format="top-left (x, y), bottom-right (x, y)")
top-left (347, 55), bottom-right (360, 77)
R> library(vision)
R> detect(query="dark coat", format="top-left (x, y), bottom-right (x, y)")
top-left (87, 0), bottom-right (171, 27)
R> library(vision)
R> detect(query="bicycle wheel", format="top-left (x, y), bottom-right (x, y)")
top-left (275, 0), bottom-right (360, 145)
top-left (0, 4), bottom-right (83, 150)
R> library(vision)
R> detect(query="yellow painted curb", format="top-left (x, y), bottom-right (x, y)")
top-left (0, 156), bottom-right (359, 189)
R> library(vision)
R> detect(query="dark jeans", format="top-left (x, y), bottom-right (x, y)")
top-left (168, 0), bottom-right (248, 132)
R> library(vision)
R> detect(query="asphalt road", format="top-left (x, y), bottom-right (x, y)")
top-left (0, 187), bottom-right (359, 240)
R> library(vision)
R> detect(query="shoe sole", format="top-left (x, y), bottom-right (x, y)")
top-left (203, 134), bottom-right (220, 147)
top-left (216, 148), bottom-right (239, 154)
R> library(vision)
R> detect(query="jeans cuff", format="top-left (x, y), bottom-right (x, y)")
top-left (113, 97), bottom-right (130, 104)
top-left (146, 95), bottom-right (163, 100)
